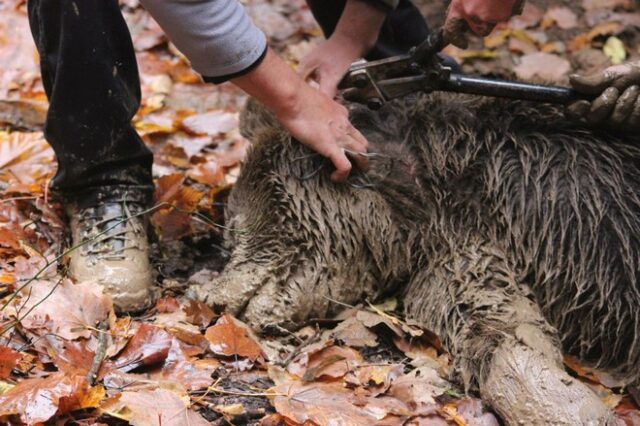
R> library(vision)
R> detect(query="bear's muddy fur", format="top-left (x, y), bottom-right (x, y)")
top-left (189, 92), bottom-right (640, 424)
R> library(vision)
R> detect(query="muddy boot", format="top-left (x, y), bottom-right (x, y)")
top-left (67, 202), bottom-right (156, 313)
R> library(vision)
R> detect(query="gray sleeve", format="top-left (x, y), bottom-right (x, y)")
top-left (140, 0), bottom-right (268, 78)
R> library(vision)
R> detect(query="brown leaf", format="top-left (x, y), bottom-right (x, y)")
top-left (152, 173), bottom-right (204, 240)
top-left (183, 299), bottom-right (216, 328)
top-left (288, 345), bottom-right (362, 381)
top-left (15, 279), bottom-right (113, 340)
top-left (46, 338), bottom-right (95, 376)
top-left (271, 381), bottom-right (409, 425)
top-left (148, 337), bottom-right (217, 391)
top-left (582, 0), bottom-right (634, 11)
top-left (0, 345), bottom-right (20, 379)
top-left (181, 110), bottom-right (238, 136)
top-left (0, 372), bottom-right (89, 424)
top-left (344, 364), bottom-right (404, 393)
top-left (388, 367), bottom-right (449, 407)
top-left (155, 296), bottom-right (181, 313)
top-left (330, 316), bottom-right (379, 348)
top-left (568, 22), bottom-right (622, 52)
top-left (542, 6), bottom-right (579, 30)
top-left (564, 355), bottom-right (627, 388)
top-left (454, 398), bottom-right (500, 426)
top-left (100, 388), bottom-right (210, 426)
top-left (507, 3), bottom-right (543, 29)
top-left (104, 324), bottom-right (172, 373)
top-left (514, 52), bottom-right (571, 83)
top-left (204, 314), bottom-right (264, 361)
top-left (187, 158), bottom-right (225, 187)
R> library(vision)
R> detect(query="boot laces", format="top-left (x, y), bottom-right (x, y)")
top-left (78, 203), bottom-right (144, 262)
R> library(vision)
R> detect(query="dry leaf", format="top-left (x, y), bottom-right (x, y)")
top-left (100, 388), bottom-right (210, 426)
top-left (0, 345), bottom-right (20, 379)
top-left (148, 337), bottom-right (217, 391)
top-left (514, 52), bottom-right (571, 82)
top-left (205, 314), bottom-right (264, 361)
top-left (271, 381), bottom-right (405, 425)
top-left (288, 345), bottom-right (363, 381)
top-left (568, 22), bottom-right (622, 52)
top-left (388, 366), bottom-right (449, 408)
top-left (603, 36), bottom-right (627, 64)
top-left (542, 7), bottom-right (579, 30)
top-left (181, 110), bottom-right (238, 136)
top-left (582, 0), bottom-right (634, 11)
top-left (564, 355), bottom-right (627, 388)
top-left (104, 324), bottom-right (172, 373)
top-left (183, 299), bottom-right (216, 328)
top-left (152, 173), bottom-right (205, 240)
top-left (507, 3), bottom-right (544, 29)
top-left (0, 372), bottom-right (89, 425)
top-left (15, 279), bottom-right (113, 340)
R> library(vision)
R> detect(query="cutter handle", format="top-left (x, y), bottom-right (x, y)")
top-left (444, 74), bottom-right (596, 104)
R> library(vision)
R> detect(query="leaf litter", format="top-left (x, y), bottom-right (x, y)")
top-left (0, 0), bottom-right (639, 424)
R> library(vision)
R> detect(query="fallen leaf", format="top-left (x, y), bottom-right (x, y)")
top-left (568, 22), bottom-right (622, 52)
top-left (183, 299), bottom-right (216, 328)
top-left (46, 337), bottom-right (95, 375)
top-left (582, 0), bottom-right (634, 11)
top-left (388, 367), bottom-right (449, 407)
top-left (330, 316), bottom-right (379, 348)
top-left (0, 345), bottom-right (20, 379)
top-left (564, 355), bottom-right (627, 388)
top-left (454, 398), bottom-right (500, 426)
top-left (271, 381), bottom-right (406, 425)
top-left (514, 52), bottom-right (571, 82)
top-left (152, 173), bottom-right (204, 240)
top-left (288, 345), bottom-right (362, 381)
top-left (104, 324), bottom-right (172, 373)
top-left (187, 158), bottom-right (225, 187)
top-left (344, 364), bottom-right (404, 393)
top-left (148, 337), bottom-right (217, 391)
top-left (542, 6), bottom-right (579, 30)
top-left (181, 110), bottom-right (237, 136)
top-left (15, 279), bottom-right (113, 340)
top-left (603, 36), bottom-right (627, 64)
top-left (205, 314), bottom-right (264, 361)
top-left (100, 388), bottom-right (210, 426)
top-left (507, 3), bottom-right (544, 29)
top-left (155, 296), bottom-right (181, 313)
top-left (0, 372), bottom-right (89, 425)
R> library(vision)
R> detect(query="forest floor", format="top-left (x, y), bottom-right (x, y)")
top-left (1, 0), bottom-right (640, 424)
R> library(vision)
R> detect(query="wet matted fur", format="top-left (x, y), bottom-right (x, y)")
top-left (190, 93), bottom-right (640, 424)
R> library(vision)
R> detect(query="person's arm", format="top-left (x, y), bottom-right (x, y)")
top-left (444, 0), bottom-right (525, 48)
top-left (233, 48), bottom-right (369, 181)
top-left (140, 0), bottom-right (368, 181)
top-left (567, 62), bottom-right (640, 129)
top-left (299, 0), bottom-right (388, 98)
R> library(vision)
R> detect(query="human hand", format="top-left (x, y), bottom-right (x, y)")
top-left (299, 0), bottom-right (387, 99)
top-left (299, 37), bottom-right (361, 99)
top-left (276, 81), bottom-right (369, 182)
top-left (445, 0), bottom-right (525, 48)
top-left (567, 62), bottom-right (640, 128)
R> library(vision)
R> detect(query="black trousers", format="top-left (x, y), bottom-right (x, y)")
top-left (306, 0), bottom-right (432, 60)
top-left (28, 0), bottom-right (429, 208)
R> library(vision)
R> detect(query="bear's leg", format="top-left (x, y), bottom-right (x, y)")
top-left (404, 235), bottom-right (615, 425)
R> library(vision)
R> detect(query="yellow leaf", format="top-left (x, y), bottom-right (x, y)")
top-left (603, 36), bottom-right (626, 65)
top-left (80, 385), bottom-right (106, 409)
top-left (0, 381), bottom-right (14, 396)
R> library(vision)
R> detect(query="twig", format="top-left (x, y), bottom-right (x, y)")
top-left (87, 319), bottom-right (109, 385)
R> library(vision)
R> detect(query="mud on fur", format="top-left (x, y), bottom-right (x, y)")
top-left (189, 92), bottom-right (640, 424)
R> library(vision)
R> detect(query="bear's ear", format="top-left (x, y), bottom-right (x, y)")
top-left (239, 98), bottom-right (281, 141)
